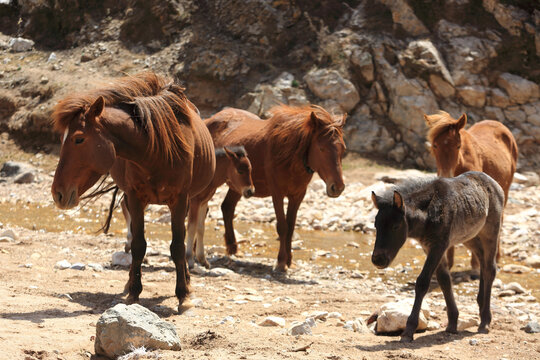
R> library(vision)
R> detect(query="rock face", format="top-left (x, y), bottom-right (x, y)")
top-left (0, 0), bottom-right (539, 170)
top-left (95, 304), bottom-right (181, 358)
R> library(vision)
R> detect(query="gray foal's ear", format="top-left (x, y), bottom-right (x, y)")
top-left (393, 191), bottom-right (404, 210)
top-left (371, 191), bottom-right (379, 209)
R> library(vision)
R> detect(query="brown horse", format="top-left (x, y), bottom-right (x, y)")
top-left (186, 146), bottom-right (254, 269)
top-left (205, 105), bottom-right (346, 271)
top-left (425, 111), bottom-right (518, 268)
top-left (51, 72), bottom-right (216, 309)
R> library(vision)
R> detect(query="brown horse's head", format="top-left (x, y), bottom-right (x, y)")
top-left (425, 112), bottom-right (467, 177)
top-left (51, 96), bottom-right (116, 209)
top-left (371, 191), bottom-right (408, 269)
top-left (307, 111), bottom-right (347, 197)
top-left (223, 146), bottom-right (255, 198)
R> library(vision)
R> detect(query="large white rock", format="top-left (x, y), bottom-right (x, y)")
top-left (375, 299), bottom-right (429, 333)
top-left (112, 251), bottom-right (132, 267)
top-left (304, 69), bottom-right (360, 112)
top-left (497, 73), bottom-right (540, 105)
top-left (8, 37), bottom-right (34, 52)
top-left (95, 304), bottom-right (181, 358)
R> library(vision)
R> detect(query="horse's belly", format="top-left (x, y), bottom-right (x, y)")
top-left (449, 212), bottom-right (488, 246)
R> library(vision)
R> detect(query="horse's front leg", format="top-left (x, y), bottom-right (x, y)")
top-left (272, 194), bottom-right (288, 272)
top-left (169, 193), bottom-right (190, 308)
top-left (221, 189), bottom-right (242, 255)
top-left (120, 197), bottom-right (133, 253)
top-left (401, 245), bottom-right (446, 342)
top-left (284, 192), bottom-right (306, 267)
top-left (124, 194), bottom-right (147, 303)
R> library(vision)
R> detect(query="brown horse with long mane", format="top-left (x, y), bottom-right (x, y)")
top-left (51, 72), bottom-right (216, 309)
top-left (205, 105), bottom-right (346, 271)
top-left (425, 111), bottom-right (518, 269)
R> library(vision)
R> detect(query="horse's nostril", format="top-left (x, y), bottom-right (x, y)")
top-left (57, 192), bottom-right (63, 203)
top-left (330, 184), bottom-right (336, 193)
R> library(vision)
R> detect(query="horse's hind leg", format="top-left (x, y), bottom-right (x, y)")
top-left (186, 198), bottom-right (199, 269)
top-left (170, 193), bottom-right (190, 308)
top-left (195, 202), bottom-right (210, 268)
top-left (221, 189), bottom-right (242, 256)
top-left (120, 198), bottom-right (132, 253)
top-left (436, 255), bottom-right (459, 333)
top-left (446, 246), bottom-right (455, 269)
top-left (478, 226), bottom-right (499, 333)
top-left (124, 194), bottom-right (147, 303)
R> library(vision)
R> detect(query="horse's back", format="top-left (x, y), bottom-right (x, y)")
top-left (205, 108), bottom-right (265, 146)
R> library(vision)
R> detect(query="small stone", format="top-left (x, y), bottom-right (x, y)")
top-left (14, 171), bottom-right (35, 184)
top-left (498, 289), bottom-right (516, 297)
top-left (191, 298), bottom-right (204, 308)
top-left (327, 312), bottom-right (342, 319)
top-left (525, 255), bottom-right (540, 269)
top-left (207, 267), bottom-right (234, 277)
top-left (259, 316), bottom-right (286, 327)
top-left (502, 264), bottom-right (532, 274)
top-left (288, 320), bottom-right (313, 336)
top-left (504, 282), bottom-right (526, 294)
top-left (71, 263), bottom-right (86, 270)
top-left (352, 318), bottom-right (370, 333)
top-left (112, 251), bottom-right (132, 267)
top-left (8, 37), bottom-right (34, 52)
top-left (427, 321), bottom-right (440, 331)
top-left (47, 52), bottom-right (57, 63)
top-left (469, 338), bottom-right (478, 346)
top-left (55, 260), bottom-right (72, 270)
top-left (523, 321), bottom-right (540, 333)
top-left (219, 316), bottom-right (234, 325)
top-left (457, 316), bottom-right (479, 331)
top-left (88, 263), bottom-right (104, 272)
top-left (0, 229), bottom-right (17, 241)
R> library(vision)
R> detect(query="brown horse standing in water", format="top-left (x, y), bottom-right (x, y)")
top-left (51, 72), bottom-right (215, 309)
top-left (424, 111), bottom-right (517, 269)
top-left (205, 105), bottom-right (346, 272)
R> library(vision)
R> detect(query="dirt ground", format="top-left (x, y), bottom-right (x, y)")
top-left (0, 144), bottom-right (538, 360)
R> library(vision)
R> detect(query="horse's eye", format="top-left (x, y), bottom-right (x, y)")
top-left (74, 137), bottom-right (85, 145)
top-left (457, 144), bottom-right (461, 149)
top-left (432, 144), bottom-right (438, 149)
top-left (237, 169), bottom-right (244, 175)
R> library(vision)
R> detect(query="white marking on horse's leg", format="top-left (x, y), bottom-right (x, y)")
top-left (195, 202), bottom-right (209, 268)
top-left (62, 128), bottom-right (69, 145)
top-left (121, 199), bottom-right (132, 252)
top-left (186, 207), bottom-right (198, 269)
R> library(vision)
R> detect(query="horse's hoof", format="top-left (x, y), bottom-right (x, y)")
top-left (477, 325), bottom-right (489, 334)
top-left (225, 243), bottom-right (238, 256)
top-left (126, 295), bottom-right (139, 304)
top-left (274, 263), bottom-right (288, 273)
top-left (399, 335), bottom-right (414, 343)
top-left (445, 325), bottom-right (458, 334)
top-left (187, 258), bottom-right (195, 270)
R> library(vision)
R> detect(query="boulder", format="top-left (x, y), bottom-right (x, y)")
top-left (482, 0), bottom-right (528, 37)
top-left (350, 48), bottom-right (374, 83)
top-left (429, 74), bottom-right (455, 98)
top-left (488, 88), bottom-right (510, 108)
top-left (497, 73), bottom-right (540, 105)
top-left (95, 304), bottom-right (181, 358)
top-left (445, 36), bottom-right (498, 75)
top-left (374, 299), bottom-right (429, 333)
top-left (304, 69), bottom-right (360, 112)
top-left (8, 37), bottom-right (34, 52)
top-left (378, 0), bottom-right (429, 36)
top-left (399, 40), bottom-right (453, 86)
top-left (457, 85), bottom-right (486, 108)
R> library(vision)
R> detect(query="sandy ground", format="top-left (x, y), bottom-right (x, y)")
top-left (0, 142), bottom-right (539, 360)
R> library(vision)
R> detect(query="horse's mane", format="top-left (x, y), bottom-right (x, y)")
top-left (425, 111), bottom-right (460, 144)
top-left (266, 104), bottom-right (342, 170)
top-left (52, 72), bottom-right (196, 161)
top-left (379, 175), bottom-right (438, 209)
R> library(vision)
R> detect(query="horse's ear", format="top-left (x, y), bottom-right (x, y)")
top-left (393, 191), bottom-right (404, 210)
top-left (339, 113), bottom-right (347, 127)
top-left (223, 147), bottom-right (238, 160)
top-left (456, 113), bottom-right (467, 130)
top-left (371, 191), bottom-right (379, 209)
top-left (309, 112), bottom-right (321, 130)
top-left (87, 96), bottom-right (105, 121)
top-left (423, 114), bottom-right (432, 127)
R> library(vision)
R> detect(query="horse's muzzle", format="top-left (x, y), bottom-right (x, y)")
top-left (371, 251), bottom-right (390, 269)
top-left (243, 187), bottom-right (255, 198)
top-left (326, 183), bottom-right (345, 198)
top-left (53, 188), bottom-right (78, 209)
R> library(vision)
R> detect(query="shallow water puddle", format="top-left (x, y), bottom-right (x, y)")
top-left (1, 201), bottom-right (538, 301)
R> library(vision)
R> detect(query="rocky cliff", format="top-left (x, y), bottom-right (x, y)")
top-left (0, 0), bottom-right (538, 170)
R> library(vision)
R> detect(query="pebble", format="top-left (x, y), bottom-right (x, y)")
top-left (469, 338), bottom-right (478, 346)
top-left (219, 316), bottom-right (234, 325)
top-left (502, 264), bottom-right (532, 274)
top-left (88, 263), bottom-right (104, 272)
top-left (0, 229), bottom-right (17, 242)
top-left (70, 263), bottom-right (86, 270)
top-left (457, 316), bottom-right (479, 331)
top-left (112, 251), bottom-right (132, 267)
top-left (191, 298), bottom-right (204, 308)
top-left (525, 255), bottom-right (540, 269)
top-left (523, 321), bottom-right (540, 333)
top-left (54, 260), bottom-right (72, 270)
top-left (505, 282), bottom-right (526, 294)
top-left (207, 267), bottom-right (234, 277)
top-left (258, 316), bottom-right (286, 327)
top-left (288, 320), bottom-right (314, 336)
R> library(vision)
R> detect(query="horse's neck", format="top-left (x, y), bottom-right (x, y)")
top-left (406, 208), bottom-right (428, 239)
top-left (102, 107), bottom-right (151, 166)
